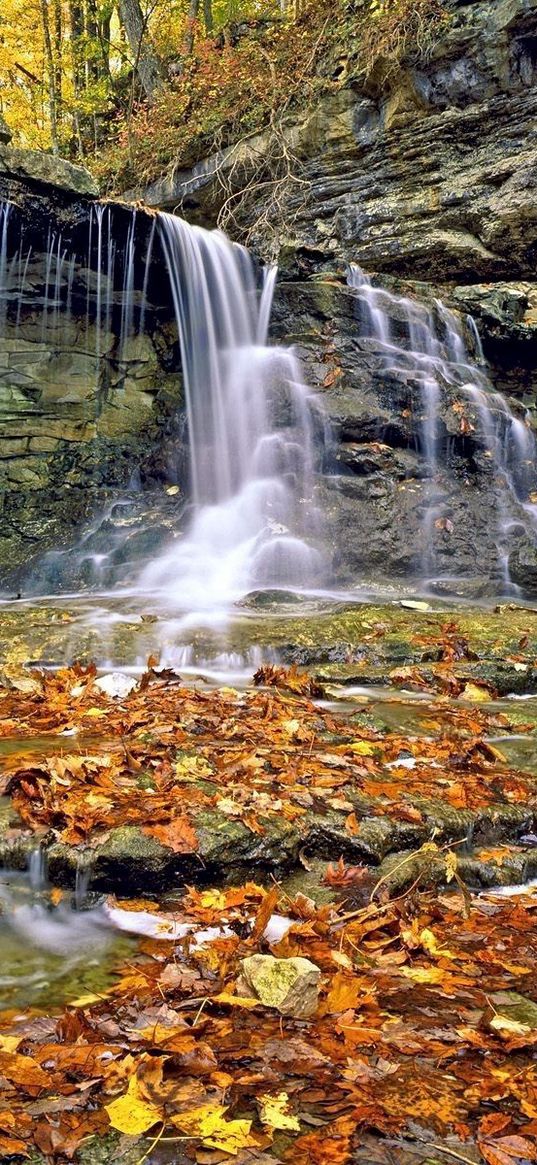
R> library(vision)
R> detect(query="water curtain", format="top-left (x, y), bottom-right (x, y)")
top-left (348, 265), bottom-right (537, 586)
top-left (139, 214), bottom-right (325, 610)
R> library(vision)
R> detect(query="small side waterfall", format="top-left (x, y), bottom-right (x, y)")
top-left (138, 214), bottom-right (325, 613)
top-left (348, 265), bottom-right (537, 587)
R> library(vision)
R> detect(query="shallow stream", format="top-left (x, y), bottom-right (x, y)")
top-left (3, 589), bottom-right (537, 1017)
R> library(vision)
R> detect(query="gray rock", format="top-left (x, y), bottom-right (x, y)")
top-left (0, 145), bottom-right (99, 197)
top-left (130, 0), bottom-right (537, 284)
top-left (509, 538), bottom-right (537, 595)
top-left (238, 954), bottom-right (321, 1018)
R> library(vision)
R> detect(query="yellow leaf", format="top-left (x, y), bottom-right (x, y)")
top-left (282, 719), bottom-right (300, 737)
top-left (490, 1015), bottom-right (531, 1038)
top-left (461, 683), bottom-right (491, 703)
top-left (68, 992), bottom-right (106, 1008)
top-left (199, 890), bottom-right (227, 910)
top-left (0, 1035), bottom-right (21, 1053)
top-left (349, 741), bottom-right (375, 755)
top-left (259, 1092), bottom-right (300, 1133)
top-left (172, 1103), bottom-right (255, 1155)
top-left (105, 1075), bottom-right (162, 1135)
top-left (419, 928), bottom-right (457, 960)
top-left (85, 792), bottom-right (112, 808)
top-left (331, 950), bottom-right (354, 970)
top-left (445, 851), bottom-right (458, 884)
top-left (399, 966), bottom-right (445, 984)
top-left (212, 992), bottom-right (260, 1009)
top-left (175, 754), bottom-right (213, 782)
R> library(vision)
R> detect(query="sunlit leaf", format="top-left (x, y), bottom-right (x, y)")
top-left (259, 1092), bottom-right (300, 1133)
top-left (105, 1075), bottom-right (162, 1135)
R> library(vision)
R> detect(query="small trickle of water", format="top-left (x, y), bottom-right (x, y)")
top-left (348, 264), bottom-right (537, 585)
top-left (75, 856), bottom-right (92, 909)
top-left (28, 847), bottom-right (47, 891)
top-left (0, 201), bottom-right (12, 332)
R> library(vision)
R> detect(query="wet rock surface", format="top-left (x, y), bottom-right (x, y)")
top-left (2, 0), bottom-right (537, 591)
top-left (119, 0), bottom-right (537, 595)
top-left (272, 278), bottom-right (534, 587)
top-left (2, 600), bottom-right (537, 895)
top-left (0, 185), bottom-right (185, 584)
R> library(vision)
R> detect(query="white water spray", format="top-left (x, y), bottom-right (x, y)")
top-left (138, 214), bottom-right (325, 615)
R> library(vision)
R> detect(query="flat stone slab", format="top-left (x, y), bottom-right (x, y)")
top-left (0, 145), bottom-right (99, 197)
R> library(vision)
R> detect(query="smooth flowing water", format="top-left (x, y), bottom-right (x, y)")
top-left (348, 264), bottom-right (537, 586)
top-left (3, 194), bottom-right (537, 654)
top-left (138, 215), bottom-right (326, 619)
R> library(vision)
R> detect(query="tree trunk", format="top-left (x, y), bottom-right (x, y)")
top-left (53, 0), bottom-right (62, 126)
top-left (85, 0), bottom-right (99, 79)
top-left (98, 1), bottom-right (114, 80)
top-left (39, 0), bottom-right (59, 154)
top-left (119, 0), bottom-right (163, 101)
top-left (203, 0), bottom-right (213, 35)
top-left (68, 0), bottom-right (85, 156)
top-left (184, 0), bottom-right (200, 56)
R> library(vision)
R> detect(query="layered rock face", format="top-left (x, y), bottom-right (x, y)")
top-left (0, 165), bottom-right (181, 585)
top-left (135, 0), bottom-right (537, 593)
top-left (3, 0), bottom-right (537, 593)
top-left (271, 279), bottom-right (525, 591)
top-left (142, 0), bottom-right (537, 284)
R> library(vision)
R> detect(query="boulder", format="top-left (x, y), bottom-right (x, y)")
top-left (238, 955), bottom-right (321, 1018)
top-left (508, 538), bottom-right (537, 595)
top-left (0, 145), bottom-right (98, 197)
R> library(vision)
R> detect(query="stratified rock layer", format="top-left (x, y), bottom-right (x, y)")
top-left (121, 0), bottom-right (537, 593)
top-left (137, 0), bottom-right (537, 286)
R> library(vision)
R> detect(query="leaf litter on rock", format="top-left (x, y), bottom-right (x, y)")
top-left (1, 659), bottom-right (537, 1160)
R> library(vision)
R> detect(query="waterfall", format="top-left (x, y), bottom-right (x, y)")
top-left (0, 202), bottom-right (12, 333)
top-left (348, 265), bottom-right (537, 586)
top-left (137, 214), bottom-right (325, 614)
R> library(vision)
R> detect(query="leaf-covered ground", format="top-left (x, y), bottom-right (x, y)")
top-left (1, 647), bottom-right (537, 889)
top-left (2, 618), bottom-right (537, 1162)
top-left (3, 872), bottom-right (537, 1163)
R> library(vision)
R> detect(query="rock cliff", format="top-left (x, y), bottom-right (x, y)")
top-left (2, 0), bottom-right (537, 594)
top-left (131, 0), bottom-right (537, 593)
top-left (0, 159), bottom-right (182, 585)
top-left (137, 0), bottom-right (537, 285)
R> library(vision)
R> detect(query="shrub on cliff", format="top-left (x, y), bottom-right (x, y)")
top-left (91, 0), bottom-right (449, 195)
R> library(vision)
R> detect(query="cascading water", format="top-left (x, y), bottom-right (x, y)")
top-left (0, 195), bottom-right (330, 683)
top-left (348, 264), bottom-right (537, 587)
top-left (138, 214), bottom-right (325, 616)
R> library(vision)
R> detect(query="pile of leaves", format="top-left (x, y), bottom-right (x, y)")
top-left (3, 879), bottom-right (537, 1162)
top-left (2, 657), bottom-right (537, 1161)
top-left (0, 661), bottom-right (533, 854)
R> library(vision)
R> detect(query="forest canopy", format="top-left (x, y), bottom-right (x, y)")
top-left (0, 0), bottom-right (448, 191)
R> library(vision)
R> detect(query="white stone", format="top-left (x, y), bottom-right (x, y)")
top-left (94, 672), bottom-right (137, 699)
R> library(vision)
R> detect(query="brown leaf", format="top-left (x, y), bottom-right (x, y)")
top-left (251, 885), bottom-right (280, 944)
top-left (0, 1051), bottom-right (50, 1092)
top-left (143, 816), bottom-right (198, 853)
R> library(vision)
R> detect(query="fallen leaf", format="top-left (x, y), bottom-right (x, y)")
top-left (259, 1092), bottom-right (300, 1133)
